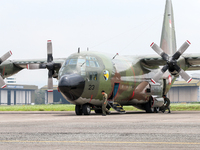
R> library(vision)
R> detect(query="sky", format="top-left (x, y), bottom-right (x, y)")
top-left (0, 0), bottom-right (200, 88)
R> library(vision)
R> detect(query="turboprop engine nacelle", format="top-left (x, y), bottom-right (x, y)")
top-left (151, 96), bottom-right (164, 108)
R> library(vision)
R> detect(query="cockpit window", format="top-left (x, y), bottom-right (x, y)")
top-left (94, 61), bottom-right (99, 67)
top-left (65, 58), bottom-right (86, 66)
top-left (86, 56), bottom-right (99, 67)
top-left (69, 59), bottom-right (77, 65)
top-left (77, 59), bottom-right (85, 65)
top-left (64, 57), bottom-right (99, 67)
top-left (65, 59), bottom-right (70, 65)
top-left (86, 60), bottom-right (90, 67)
top-left (89, 61), bottom-right (96, 67)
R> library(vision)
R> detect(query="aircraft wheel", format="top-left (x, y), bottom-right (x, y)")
top-left (75, 105), bottom-right (82, 115)
top-left (145, 97), bottom-right (154, 113)
top-left (95, 109), bottom-right (102, 114)
top-left (82, 104), bottom-right (91, 115)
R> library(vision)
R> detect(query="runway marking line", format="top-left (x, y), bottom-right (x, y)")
top-left (0, 140), bottom-right (200, 145)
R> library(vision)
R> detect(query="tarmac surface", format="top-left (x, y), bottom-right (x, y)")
top-left (0, 111), bottom-right (200, 150)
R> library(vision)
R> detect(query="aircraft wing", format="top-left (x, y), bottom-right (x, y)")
top-left (13, 58), bottom-right (65, 69)
top-left (140, 55), bottom-right (166, 67)
top-left (182, 53), bottom-right (200, 71)
top-left (139, 53), bottom-right (200, 71)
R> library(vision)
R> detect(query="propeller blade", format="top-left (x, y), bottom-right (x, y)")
top-left (151, 65), bottom-right (168, 84)
top-left (179, 69), bottom-right (192, 83)
top-left (48, 78), bottom-right (53, 92)
top-left (150, 42), bottom-right (169, 61)
top-left (0, 51), bottom-right (12, 64)
top-left (48, 70), bottom-right (53, 92)
top-left (46, 40), bottom-right (54, 104)
top-left (47, 40), bottom-right (53, 63)
top-left (173, 40), bottom-right (191, 60)
top-left (47, 75), bottom-right (53, 104)
top-left (48, 91), bottom-right (53, 104)
top-left (0, 76), bottom-right (6, 88)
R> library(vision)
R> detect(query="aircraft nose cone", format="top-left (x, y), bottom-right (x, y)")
top-left (58, 74), bottom-right (85, 101)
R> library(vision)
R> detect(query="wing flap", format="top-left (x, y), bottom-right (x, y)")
top-left (140, 53), bottom-right (200, 71)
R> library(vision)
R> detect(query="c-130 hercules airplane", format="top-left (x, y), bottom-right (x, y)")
top-left (0, 0), bottom-right (198, 115)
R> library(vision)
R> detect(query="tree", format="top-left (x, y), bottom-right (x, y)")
top-left (35, 90), bottom-right (45, 104)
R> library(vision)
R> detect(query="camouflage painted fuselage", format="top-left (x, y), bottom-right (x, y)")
top-left (58, 51), bottom-right (169, 108)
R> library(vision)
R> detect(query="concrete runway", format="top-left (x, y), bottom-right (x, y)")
top-left (0, 111), bottom-right (200, 150)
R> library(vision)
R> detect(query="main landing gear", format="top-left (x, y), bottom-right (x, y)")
top-left (75, 104), bottom-right (91, 115)
top-left (75, 104), bottom-right (104, 115)
top-left (144, 97), bottom-right (159, 113)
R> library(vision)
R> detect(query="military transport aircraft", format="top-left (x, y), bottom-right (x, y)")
top-left (0, 0), bottom-right (199, 115)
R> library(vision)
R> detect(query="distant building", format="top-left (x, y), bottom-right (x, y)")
top-left (6, 77), bottom-right (16, 84)
top-left (0, 84), bottom-right (38, 105)
top-left (41, 85), bottom-right (70, 104)
top-left (168, 79), bottom-right (200, 103)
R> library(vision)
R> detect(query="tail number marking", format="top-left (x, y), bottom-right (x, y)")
top-left (88, 85), bottom-right (95, 90)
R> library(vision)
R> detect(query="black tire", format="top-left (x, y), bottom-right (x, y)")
top-left (95, 109), bottom-right (102, 114)
top-left (154, 107), bottom-right (159, 113)
top-left (82, 104), bottom-right (91, 115)
top-left (144, 97), bottom-right (154, 113)
top-left (75, 105), bottom-right (82, 115)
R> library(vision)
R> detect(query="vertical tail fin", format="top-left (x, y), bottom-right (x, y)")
top-left (160, 0), bottom-right (177, 55)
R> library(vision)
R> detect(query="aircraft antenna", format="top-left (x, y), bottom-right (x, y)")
top-left (78, 47), bottom-right (80, 53)
top-left (112, 53), bottom-right (119, 60)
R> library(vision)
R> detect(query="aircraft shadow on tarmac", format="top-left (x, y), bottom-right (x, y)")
top-left (0, 111), bottom-right (199, 116)
top-left (53, 110), bottom-right (200, 117)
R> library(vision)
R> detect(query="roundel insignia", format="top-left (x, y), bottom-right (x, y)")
top-left (103, 70), bottom-right (109, 81)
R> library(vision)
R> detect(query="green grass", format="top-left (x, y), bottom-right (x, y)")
top-left (170, 103), bottom-right (200, 111)
top-left (0, 104), bottom-right (75, 111)
top-left (0, 103), bottom-right (199, 111)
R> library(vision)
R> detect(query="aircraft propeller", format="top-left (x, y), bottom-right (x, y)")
top-left (0, 51), bottom-right (12, 88)
top-left (150, 40), bottom-right (192, 84)
top-left (27, 40), bottom-right (61, 103)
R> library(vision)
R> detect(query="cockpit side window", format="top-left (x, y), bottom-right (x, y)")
top-left (65, 59), bottom-right (70, 65)
top-left (89, 72), bottom-right (98, 81)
